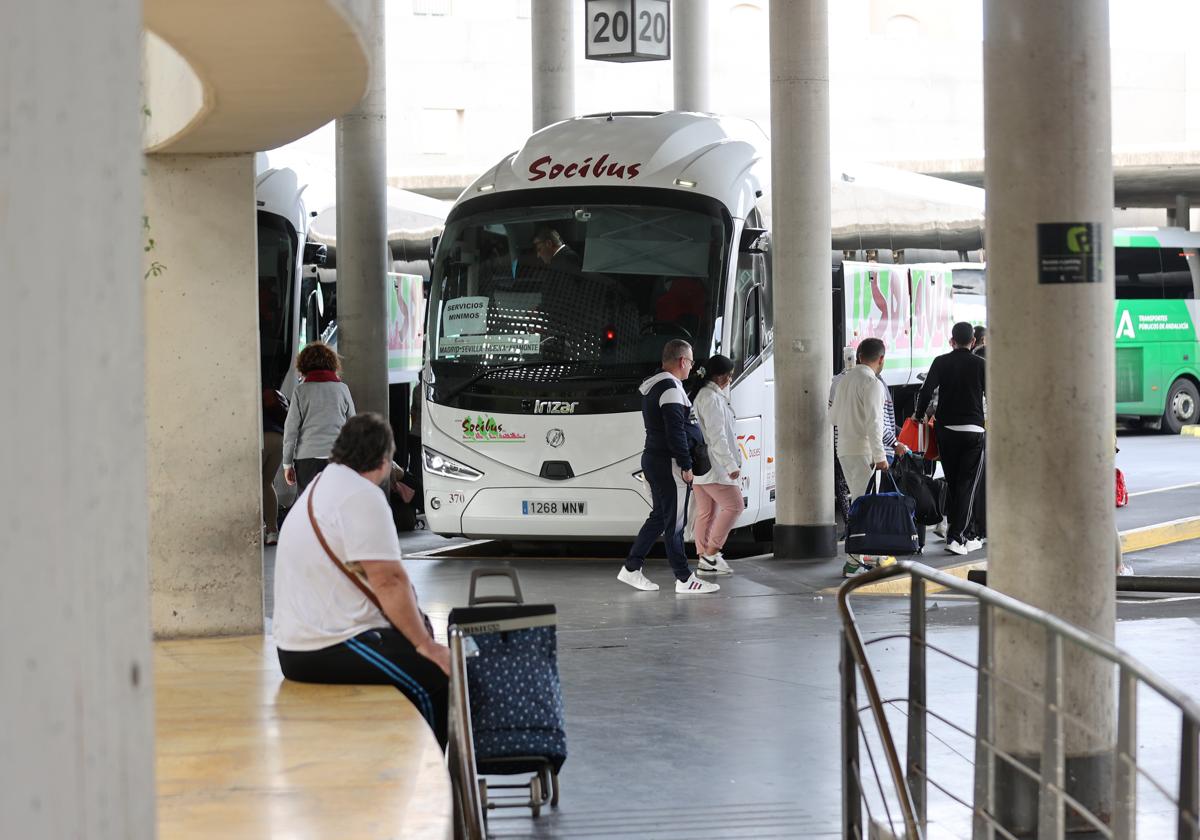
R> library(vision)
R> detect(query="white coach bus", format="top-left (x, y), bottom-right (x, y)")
top-left (420, 111), bottom-right (984, 540)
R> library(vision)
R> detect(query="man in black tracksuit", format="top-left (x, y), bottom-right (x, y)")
top-left (915, 322), bottom-right (987, 556)
top-left (618, 340), bottom-right (719, 594)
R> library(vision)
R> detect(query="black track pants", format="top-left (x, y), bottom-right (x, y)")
top-left (935, 427), bottom-right (985, 545)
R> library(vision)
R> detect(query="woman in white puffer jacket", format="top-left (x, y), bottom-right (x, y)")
top-left (691, 355), bottom-right (742, 575)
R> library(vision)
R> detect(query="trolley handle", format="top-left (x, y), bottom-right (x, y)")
top-left (468, 568), bottom-right (524, 606)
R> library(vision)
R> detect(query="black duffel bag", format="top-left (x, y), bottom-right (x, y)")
top-left (892, 453), bottom-right (944, 526)
top-left (846, 471), bottom-right (920, 557)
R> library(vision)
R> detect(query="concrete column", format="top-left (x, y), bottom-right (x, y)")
top-left (1175, 194), bottom-right (1192, 228)
top-left (531, 0), bottom-right (575, 131)
top-left (336, 0), bottom-right (390, 417)
top-left (769, 0), bottom-right (837, 559)
top-left (673, 0), bottom-right (711, 112)
top-left (144, 154), bottom-right (265, 636)
top-left (984, 0), bottom-right (1115, 831)
top-left (2, 0), bottom-right (155, 836)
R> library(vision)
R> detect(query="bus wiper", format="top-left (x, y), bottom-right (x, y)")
top-left (441, 362), bottom-right (566, 402)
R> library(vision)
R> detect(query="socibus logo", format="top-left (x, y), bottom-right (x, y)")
top-left (528, 154), bottom-right (643, 182)
top-left (461, 415), bottom-right (526, 443)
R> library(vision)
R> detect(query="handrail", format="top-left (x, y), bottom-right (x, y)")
top-left (837, 560), bottom-right (1200, 840)
top-left (839, 561), bottom-right (1200, 722)
top-left (447, 626), bottom-right (487, 840)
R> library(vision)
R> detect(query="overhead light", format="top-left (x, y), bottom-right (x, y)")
top-left (674, 178), bottom-right (696, 188)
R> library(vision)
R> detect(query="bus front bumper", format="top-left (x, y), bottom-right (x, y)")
top-left (425, 485), bottom-right (652, 540)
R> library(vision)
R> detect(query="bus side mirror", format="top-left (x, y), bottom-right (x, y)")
top-left (304, 242), bottom-right (328, 266)
top-left (740, 227), bottom-right (768, 254)
top-left (305, 287), bottom-right (323, 343)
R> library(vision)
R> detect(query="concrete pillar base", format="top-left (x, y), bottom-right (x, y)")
top-left (773, 523), bottom-right (837, 560)
top-left (994, 752), bottom-right (1113, 837)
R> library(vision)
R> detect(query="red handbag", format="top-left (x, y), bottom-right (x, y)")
top-left (898, 418), bottom-right (939, 461)
top-left (1115, 468), bottom-right (1129, 507)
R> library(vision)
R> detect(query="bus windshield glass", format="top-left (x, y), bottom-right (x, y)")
top-left (428, 199), bottom-right (728, 397)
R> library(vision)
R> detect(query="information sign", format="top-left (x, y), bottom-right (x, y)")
top-left (585, 0), bottom-right (670, 63)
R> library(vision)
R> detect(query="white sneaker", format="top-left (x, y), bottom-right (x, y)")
top-left (933, 520), bottom-right (947, 540)
top-left (945, 540), bottom-right (969, 556)
top-left (264, 530), bottom-right (279, 546)
top-left (676, 573), bottom-right (721, 594)
top-left (697, 553), bottom-right (733, 575)
top-left (1117, 562), bottom-right (1136, 576)
top-left (965, 538), bottom-right (984, 553)
top-left (618, 566), bottom-right (660, 591)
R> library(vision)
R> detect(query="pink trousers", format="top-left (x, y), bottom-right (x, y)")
top-left (692, 482), bottom-right (742, 557)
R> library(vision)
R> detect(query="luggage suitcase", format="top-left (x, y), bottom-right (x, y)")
top-left (845, 471), bottom-right (921, 557)
top-left (448, 569), bottom-right (566, 824)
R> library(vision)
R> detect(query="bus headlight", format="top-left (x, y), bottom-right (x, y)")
top-left (423, 446), bottom-right (483, 481)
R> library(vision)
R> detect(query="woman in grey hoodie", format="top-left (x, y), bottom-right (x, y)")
top-left (282, 342), bottom-right (356, 494)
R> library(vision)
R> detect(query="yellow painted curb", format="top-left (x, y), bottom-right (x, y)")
top-left (1120, 515), bottom-right (1200, 553)
top-left (1182, 425), bottom-right (1200, 438)
top-left (826, 560), bottom-right (988, 596)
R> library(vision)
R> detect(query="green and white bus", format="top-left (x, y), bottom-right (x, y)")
top-left (1115, 227), bottom-right (1200, 433)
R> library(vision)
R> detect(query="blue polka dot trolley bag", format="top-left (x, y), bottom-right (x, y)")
top-left (447, 569), bottom-right (566, 823)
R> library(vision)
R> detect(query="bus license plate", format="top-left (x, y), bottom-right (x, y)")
top-left (522, 500), bottom-right (587, 516)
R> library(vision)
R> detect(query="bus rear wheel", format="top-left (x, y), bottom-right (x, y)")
top-left (1162, 378), bottom-right (1199, 434)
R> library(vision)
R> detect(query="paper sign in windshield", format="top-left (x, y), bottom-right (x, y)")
top-left (439, 334), bottom-right (542, 356)
top-left (442, 297), bottom-right (489, 336)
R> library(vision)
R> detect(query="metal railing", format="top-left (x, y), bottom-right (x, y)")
top-left (447, 626), bottom-right (487, 840)
top-left (839, 561), bottom-right (1200, 840)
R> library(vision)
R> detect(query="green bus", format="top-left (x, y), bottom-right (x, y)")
top-left (1114, 228), bottom-right (1200, 433)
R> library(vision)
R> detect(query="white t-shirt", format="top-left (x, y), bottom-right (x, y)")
top-left (273, 463), bottom-right (403, 652)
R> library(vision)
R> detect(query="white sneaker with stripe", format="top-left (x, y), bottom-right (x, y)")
top-left (697, 553), bottom-right (733, 575)
top-left (675, 573), bottom-right (720, 594)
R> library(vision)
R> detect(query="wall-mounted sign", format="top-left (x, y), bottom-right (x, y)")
top-left (1037, 222), bottom-right (1102, 285)
top-left (585, 0), bottom-right (670, 63)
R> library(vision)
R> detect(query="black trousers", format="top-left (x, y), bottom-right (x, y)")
top-left (935, 427), bottom-right (985, 545)
top-left (278, 627), bottom-right (449, 748)
top-left (294, 458), bottom-right (329, 496)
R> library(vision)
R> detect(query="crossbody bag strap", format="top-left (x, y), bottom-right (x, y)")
top-left (306, 473), bottom-right (386, 614)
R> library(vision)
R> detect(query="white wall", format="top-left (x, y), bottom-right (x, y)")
top-left (144, 154), bottom-right (265, 637)
top-left (1, 1), bottom-right (155, 838)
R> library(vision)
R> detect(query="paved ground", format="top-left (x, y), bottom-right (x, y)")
top-left (257, 431), bottom-right (1200, 838)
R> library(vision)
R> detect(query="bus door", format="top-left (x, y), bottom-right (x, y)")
top-left (729, 243), bottom-right (770, 524)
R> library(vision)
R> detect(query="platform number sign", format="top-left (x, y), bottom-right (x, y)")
top-left (585, 0), bottom-right (670, 63)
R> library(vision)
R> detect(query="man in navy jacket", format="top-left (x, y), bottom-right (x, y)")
top-left (618, 340), bottom-right (720, 595)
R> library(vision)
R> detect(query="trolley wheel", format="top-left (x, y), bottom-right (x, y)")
top-left (530, 776), bottom-right (542, 818)
top-left (550, 769), bottom-right (561, 807)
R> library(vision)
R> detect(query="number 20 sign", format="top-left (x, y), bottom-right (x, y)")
top-left (585, 0), bottom-right (670, 63)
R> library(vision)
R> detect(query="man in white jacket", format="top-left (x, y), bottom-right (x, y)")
top-left (829, 338), bottom-right (890, 577)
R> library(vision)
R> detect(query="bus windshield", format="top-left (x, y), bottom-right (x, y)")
top-left (428, 197), bottom-right (728, 399)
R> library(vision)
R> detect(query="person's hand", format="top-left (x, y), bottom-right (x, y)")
top-left (894, 442), bottom-right (910, 456)
top-left (681, 469), bottom-right (694, 483)
top-left (284, 465), bottom-right (297, 486)
top-left (417, 639), bottom-right (451, 677)
top-left (729, 470), bottom-right (741, 480)
top-left (875, 460), bottom-right (889, 471)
